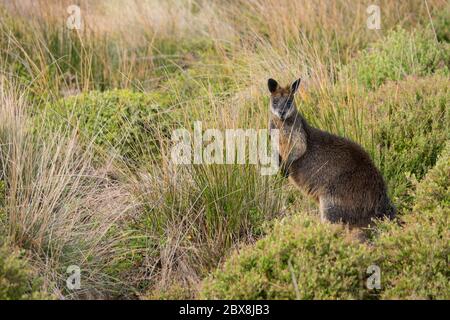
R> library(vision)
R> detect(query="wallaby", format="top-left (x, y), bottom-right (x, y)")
top-left (268, 78), bottom-right (396, 228)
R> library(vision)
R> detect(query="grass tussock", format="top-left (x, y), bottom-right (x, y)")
top-left (0, 81), bottom-right (136, 298)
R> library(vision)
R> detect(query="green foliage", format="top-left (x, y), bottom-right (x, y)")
top-left (201, 215), bottom-right (372, 300)
top-left (151, 37), bottom-right (218, 77)
top-left (42, 89), bottom-right (178, 163)
top-left (201, 143), bottom-right (450, 300)
top-left (343, 28), bottom-right (449, 89)
top-left (433, 5), bottom-right (450, 43)
top-left (0, 245), bottom-right (50, 300)
top-left (369, 75), bottom-right (450, 205)
top-left (374, 141), bottom-right (450, 299)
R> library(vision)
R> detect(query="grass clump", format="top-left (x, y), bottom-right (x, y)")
top-left (131, 162), bottom-right (284, 298)
top-left (0, 84), bottom-right (136, 298)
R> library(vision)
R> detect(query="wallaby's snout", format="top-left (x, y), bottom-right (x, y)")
top-left (268, 78), bottom-right (301, 120)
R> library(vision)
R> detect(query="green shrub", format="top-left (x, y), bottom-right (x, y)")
top-left (41, 89), bottom-right (179, 163)
top-left (0, 245), bottom-right (49, 300)
top-left (368, 75), bottom-right (450, 206)
top-left (342, 28), bottom-right (449, 89)
top-left (433, 5), bottom-right (450, 43)
top-left (201, 215), bottom-right (372, 299)
top-left (200, 141), bottom-right (450, 300)
top-left (374, 141), bottom-right (450, 299)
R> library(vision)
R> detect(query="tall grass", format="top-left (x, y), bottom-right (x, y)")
top-left (1, 0), bottom-right (447, 96)
top-left (0, 79), bottom-right (137, 298)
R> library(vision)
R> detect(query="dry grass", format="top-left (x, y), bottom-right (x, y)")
top-left (0, 79), bottom-right (137, 298)
top-left (1, 0), bottom-right (446, 93)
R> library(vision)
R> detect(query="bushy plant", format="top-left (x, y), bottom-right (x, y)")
top-left (368, 75), bottom-right (450, 205)
top-left (201, 215), bottom-right (372, 299)
top-left (41, 89), bottom-right (178, 164)
top-left (0, 245), bottom-right (49, 300)
top-left (374, 141), bottom-right (450, 299)
top-left (342, 28), bottom-right (449, 89)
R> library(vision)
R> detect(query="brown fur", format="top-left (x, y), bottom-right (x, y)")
top-left (269, 79), bottom-right (396, 228)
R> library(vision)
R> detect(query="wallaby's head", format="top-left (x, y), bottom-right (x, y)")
top-left (267, 78), bottom-right (301, 120)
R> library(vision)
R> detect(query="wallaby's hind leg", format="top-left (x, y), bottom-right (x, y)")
top-left (319, 196), bottom-right (348, 224)
top-left (319, 196), bottom-right (368, 242)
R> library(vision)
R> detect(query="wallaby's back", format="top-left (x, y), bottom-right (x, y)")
top-left (290, 124), bottom-right (395, 227)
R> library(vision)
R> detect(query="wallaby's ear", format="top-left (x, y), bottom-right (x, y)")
top-left (291, 78), bottom-right (302, 94)
top-left (268, 78), bottom-right (279, 93)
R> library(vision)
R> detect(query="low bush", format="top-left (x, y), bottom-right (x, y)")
top-left (374, 141), bottom-right (450, 299)
top-left (41, 89), bottom-right (179, 164)
top-left (341, 28), bottom-right (449, 89)
top-left (368, 75), bottom-right (450, 205)
top-left (200, 214), bottom-right (372, 299)
top-left (0, 245), bottom-right (49, 300)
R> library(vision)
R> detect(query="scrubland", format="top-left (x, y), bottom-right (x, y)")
top-left (0, 0), bottom-right (448, 299)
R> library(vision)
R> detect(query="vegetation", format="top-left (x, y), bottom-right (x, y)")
top-left (0, 245), bottom-right (49, 300)
top-left (201, 142), bottom-right (450, 299)
top-left (41, 89), bottom-right (177, 163)
top-left (341, 28), bottom-right (449, 89)
top-left (374, 141), bottom-right (450, 299)
top-left (0, 0), bottom-right (448, 299)
top-left (201, 215), bottom-right (372, 300)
